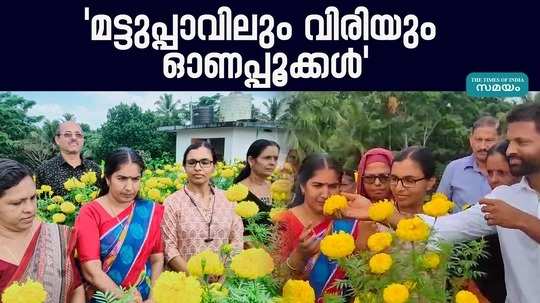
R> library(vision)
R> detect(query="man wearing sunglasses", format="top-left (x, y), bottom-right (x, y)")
top-left (36, 121), bottom-right (101, 196)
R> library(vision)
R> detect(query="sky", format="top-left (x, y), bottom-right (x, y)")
top-left (13, 91), bottom-right (286, 129)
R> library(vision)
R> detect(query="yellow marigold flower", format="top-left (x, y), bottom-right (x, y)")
top-left (269, 207), bottom-right (287, 222)
top-left (46, 204), bottom-right (58, 212)
top-left (75, 193), bottom-right (86, 204)
top-left (174, 180), bottom-right (183, 190)
top-left (281, 279), bottom-right (315, 303)
top-left (63, 178), bottom-right (75, 191)
top-left (422, 252), bottom-right (440, 269)
top-left (235, 201), bottom-right (259, 218)
top-left (230, 248), bottom-right (274, 279)
top-left (144, 169), bottom-right (153, 177)
top-left (60, 202), bottom-right (76, 214)
top-left (395, 216), bottom-right (430, 242)
top-left (320, 231), bottom-right (355, 259)
top-left (156, 169), bottom-right (165, 176)
top-left (323, 194), bottom-right (348, 216)
top-left (52, 213), bottom-right (66, 224)
top-left (51, 196), bottom-right (64, 204)
top-left (80, 171), bottom-right (97, 185)
top-left (367, 232), bottom-right (393, 253)
top-left (455, 290), bottom-right (479, 303)
top-left (160, 177), bottom-right (173, 187)
top-left (272, 192), bottom-right (290, 203)
top-left (187, 250), bottom-right (224, 277)
top-left (271, 179), bottom-right (292, 194)
top-left (148, 188), bottom-right (162, 202)
top-left (146, 178), bottom-right (160, 189)
top-left (225, 183), bottom-right (249, 202)
top-left (423, 193), bottom-right (454, 217)
top-left (153, 271), bottom-right (202, 303)
top-left (431, 192), bottom-right (448, 201)
top-left (1, 279), bottom-right (47, 303)
top-left (383, 283), bottom-right (409, 303)
top-left (40, 185), bottom-right (52, 194)
top-left (369, 253), bottom-right (393, 274)
top-left (220, 168), bottom-right (235, 178)
top-left (35, 189), bottom-right (43, 196)
top-left (368, 199), bottom-right (395, 222)
top-left (164, 164), bottom-right (173, 171)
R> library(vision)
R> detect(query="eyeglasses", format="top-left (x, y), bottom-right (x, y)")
top-left (362, 174), bottom-right (390, 184)
top-left (185, 159), bottom-right (214, 168)
top-left (389, 175), bottom-right (426, 188)
top-left (57, 132), bottom-right (84, 139)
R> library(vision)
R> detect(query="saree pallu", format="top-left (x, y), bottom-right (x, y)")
top-left (93, 199), bottom-right (161, 301)
top-left (279, 212), bottom-right (359, 303)
top-left (4, 223), bottom-right (78, 303)
top-left (308, 219), bottom-right (359, 302)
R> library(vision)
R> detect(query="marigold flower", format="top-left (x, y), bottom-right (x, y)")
top-left (1, 279), bottom-right (47, 303)
top-left (369, 253), bottom-right (393, 274)
top-left (187, 250), bottom-right (224, 277)
top-left (230, 248), bottom-right (274, 279)
top-left (367, 232), bottom-right (393, 253)
top-left (269, 207), bottom-right (287, 222)
top-left (323, 194), bottom-right (348, 216)
top-left (368, 199), bottom-right (395, 222)
top-left (320, 231), bottom-right (356, 259)
top-left (235, 201), bottom-right (259, 218)
top-left (422, 252), bottom-right (440, 269)
top-left (225, 183), bottom-right (249, 202)
top-left (60, 202), bottom-right (76, 214)
top-left (153, 271), bottom-right (202, 303)
top-left (220, 168), bottom-right (235, 178)
top-left (39, 185), bottom-right (52, 194)
top-left (147, 188), bottom-right (162, 202)
top-left (455, 290), bottom-right (479, 303)
top-left (80, 171), bottom-right (97, 185)
top-left (46, 204), bottom-right (58, 212)
top-left (423, 193), bottom-right (454, 217)
top-left (395, 216), bottom-right (430, 242)
top-left (383, 283), bottom-right (409, 303)
top-left (281, 279), bottom-right (315, 303)
top-left (52, 213), bottom-right (66, 224)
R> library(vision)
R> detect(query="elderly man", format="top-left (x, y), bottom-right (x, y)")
top-left (437, 116), bottom-right (500, 210)
top-left (36, 121), bottom-right (100, 196)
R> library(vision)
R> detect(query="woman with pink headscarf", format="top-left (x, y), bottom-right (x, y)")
top-left (356, 148), bottom-right (394, 202)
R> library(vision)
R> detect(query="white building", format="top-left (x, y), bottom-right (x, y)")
top-left (159, 121), bottom-right (289, 164)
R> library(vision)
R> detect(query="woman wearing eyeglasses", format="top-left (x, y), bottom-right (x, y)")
top-left (161, 141), bottom-right (244, 273)
top-left (356, 148), bottom-right (394, 202)
top-left (390, 146), bottom-right (437, 215)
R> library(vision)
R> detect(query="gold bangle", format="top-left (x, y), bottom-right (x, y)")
top-left (285, 257), bottom-right (299, 272)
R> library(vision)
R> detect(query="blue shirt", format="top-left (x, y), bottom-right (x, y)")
top-left (437, 154), bottom-right (491, 211)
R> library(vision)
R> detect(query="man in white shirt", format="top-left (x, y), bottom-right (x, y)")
top-left (344, 102), bottom-right (540, 303)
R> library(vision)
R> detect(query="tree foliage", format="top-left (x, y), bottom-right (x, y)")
top-left (281, 92), bottom-right (516, 173)
top-left (94, 103), bottom-right (175, 161)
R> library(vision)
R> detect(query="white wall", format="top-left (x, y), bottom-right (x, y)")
top-left (175, 127), bottom-right (289, 164)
